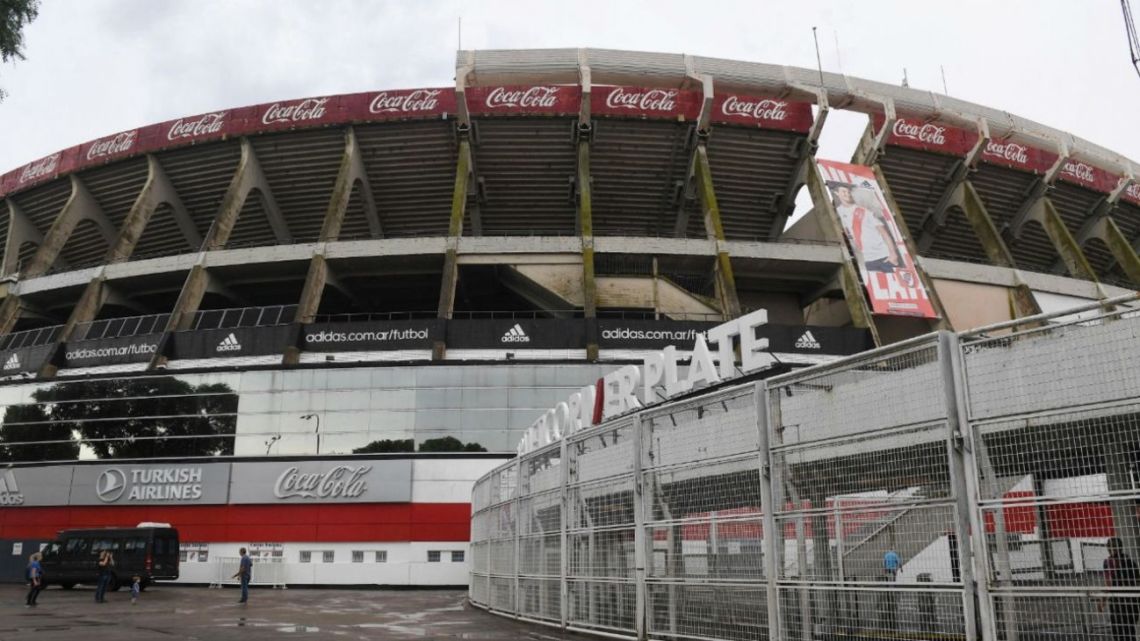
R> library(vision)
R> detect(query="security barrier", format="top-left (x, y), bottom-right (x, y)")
top-left (470, 293), bottom-right (1140, 641)
top-left (209, 556), bottom-right (287, 589)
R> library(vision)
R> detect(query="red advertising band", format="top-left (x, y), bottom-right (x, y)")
top-left (872, 113), bottom-right (1125, 196)
top-left (1, 87), bottom-right (815, 198)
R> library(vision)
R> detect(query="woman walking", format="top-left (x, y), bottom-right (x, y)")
top-left (94, 550), bottom-right (114, 603)
top-left (25, 552), bottom-right (43, 608)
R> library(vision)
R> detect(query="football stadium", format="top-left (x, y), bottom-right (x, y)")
top-left (0, 47), bottom-right (1138, 625)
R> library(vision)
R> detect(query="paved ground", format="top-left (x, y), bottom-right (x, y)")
top-left (0, 584), bottom-right (585, 641)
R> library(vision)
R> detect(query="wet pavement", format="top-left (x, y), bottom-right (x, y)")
top-left (0, 585), bottom-right (587, 640)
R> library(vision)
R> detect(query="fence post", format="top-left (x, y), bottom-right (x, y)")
top-left (941, 330), bottom-right (999, 641)
top-left (756, 381), bottom-right (783, 641)
top-left (633, 412), bottom-right (647, 641)
top-left (513, 458), bottom-right (522, 619)
top-left (560, 424), bottom-right (570, 629)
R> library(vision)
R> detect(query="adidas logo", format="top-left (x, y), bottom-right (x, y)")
top-left (0, 470), bottom-right (17, 494)
top-left (3, 353), bottom-right (20, 370)
top-left (501, 323), bottom-right (531, 343)
top-left (794, 331), bottom-right (821, 350)
top-left (216, 333), bottom-right (242, 352)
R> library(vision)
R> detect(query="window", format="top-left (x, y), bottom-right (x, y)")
top-left (300, 551), bottom-right (312, 563)
top-left (352, 551), bottom-right (364, 563)
top-left (428, 550), bottom-right (441, 563)
top-left (322, 550), bottom-right (334, 563)
top-left (374, 551), bottom-right (387, 563)
top-left (451, 551), bottom-right (465, 563)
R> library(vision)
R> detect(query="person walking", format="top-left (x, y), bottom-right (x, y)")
top-left (130, 575), bottom-right (141, 605)
top-left (231, 547), bottom-right (252, 604)
top-left (25, 552), bottom-right (43, 608)
top-left (94, 550), bottom-right (115, 603)
top-left (1101, 537), bottom-right (1140, 641)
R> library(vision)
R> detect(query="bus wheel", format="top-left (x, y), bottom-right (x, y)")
top-left (60, 583), bottom-right (76, 590)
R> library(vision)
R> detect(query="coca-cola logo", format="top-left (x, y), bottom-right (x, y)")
top-left (485, 86), bottom-right (559, 110)
top-left (19, 153), bottom-right (61, 184)
top-left (1125, 182), bottom-right (1140, 202)
top-left (892, 120), bottom-right (947, 146)
top-left (273, 465), bottom-right (371, 500)
top-left (1062, 161), bottom-right (1096, 184)
top-left (604, 87), bottom-right (677, 112)
top-left (721, 96), bottom-right (788, 121)
top-left (369, 89), bottom-right (441, 114)
top-left (167, 112), bottom-right (227, 141)
top-left (984, 140), bottom-right (1030, 165)
top-left (87, 131), bottom-right (138, 161)
top-left (262, 98), bottom-right (329, 125)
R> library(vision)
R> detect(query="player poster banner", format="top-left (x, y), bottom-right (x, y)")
top-left (816, 159), bottom-right (938, 319)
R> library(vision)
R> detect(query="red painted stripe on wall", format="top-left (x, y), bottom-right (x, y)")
top-left (0, 503), bottom-right (472, 542)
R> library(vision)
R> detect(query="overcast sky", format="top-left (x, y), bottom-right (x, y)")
top-left (0, 0), bottom-right (1137, 177)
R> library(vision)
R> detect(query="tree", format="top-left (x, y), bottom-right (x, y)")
top-left (0, 0), bottom-right (39, 101)
top-left (0, 401), bottom-right (78, 462)
top-left (419, 436), bottom-right (486, 453)
top-left (30, 376), bottom-right (238, 459)
top-left (353, 438), bottom-right (414, 454)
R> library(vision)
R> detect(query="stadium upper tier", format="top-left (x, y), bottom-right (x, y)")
top-left (0, 48), bottom-right (1136, 375)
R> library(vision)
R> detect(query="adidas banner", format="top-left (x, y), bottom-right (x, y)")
top-left (597, 320), bottom-right (871, 355)
top-left (0, 344), bottom-right (55, 375)
top-left (446, 319), bottom-right (586, 350)
top-left (302, 320), bottom-right (443, 352)
top-left (62, 334), bottom-right (162, 367)
top-left (170, 325), bottom-right (293, 360)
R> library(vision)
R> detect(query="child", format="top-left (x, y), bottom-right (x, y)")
top-left (130, 575), bottom-right (141, 605)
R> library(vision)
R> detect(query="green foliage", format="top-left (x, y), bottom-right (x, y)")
top-left (418, 436), bottom-right (486, 452)
top-left (0, 376), bottom-right (239, 461)
top-left (0, 0), bottom-right (39, 101)
top-left (352, 438), bottom-right (414, 454)
top-left (462, 441), bottom-right (488, 452)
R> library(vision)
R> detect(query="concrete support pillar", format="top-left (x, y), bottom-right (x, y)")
top-left (1028, 197), bottom-right (1102, 285)
top-left (917, 123), bottom-right (989, 252)
top-left (694, 144), bottom-right (741, 320)
top-left (1101, 216), bottom-right (1140, 285)
top-left (320, 127), bottom-right (380, 241)
top-left (871, 164), bottom-right (952, 331)
top-left (770, 87), bottom-right (828, 240)
top-left (283, 250), bottom-right (328, 365)
top-left (36, 275), bottom-right (109, 378)
top-left (952, 181), bottom-right (1042, 318)
top-left (110, 155), bottom-right (201, 262)
top-left (4, 200), bottom-right (47, 276)
top-left (206, 138), bottom-right (290, 249)
top-left (433, 137), bottom-right (472, 360)
top-left (24, 175), bottom-right (116, 279)
top-left (806, 166), bottom-right (881, 345)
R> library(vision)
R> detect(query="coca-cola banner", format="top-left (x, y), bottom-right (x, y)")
top-left (816, 158), bottom-right (939, 319)
top-left (591, 86), bottom-right (701, 120)
top-left (1057, 159), bottom-right (1120, 193)
top-left (877, 115), bottom-right (979, 157)
top-left (1123, 182), bottom-right (1140, 207)
top-left (302, 320), bottom-right (443, 352)
top-left (710, 94), bottom-right (813, 133)
top-left (228, 460), bottom-right (412, 504)
top-left (79, 130), bottom-right (140, 165)
top-left (357, 87), bottom-right (456, 119)
top-left (980, 139), bottom-right (1058, 175)
top-left (466, 85), bottom-right (582, 116)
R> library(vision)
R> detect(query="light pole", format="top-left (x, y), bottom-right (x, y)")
top-left (300, 414), bottom-right (320, 454)
top-left (264, 434), bottom-right (281, 456)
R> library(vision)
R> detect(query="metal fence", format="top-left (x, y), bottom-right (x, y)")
top-left (469, 293), bottom-right (1140, 641)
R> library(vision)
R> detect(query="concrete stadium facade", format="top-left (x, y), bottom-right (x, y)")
top-left (0, 48), bottom-right (1136, 587)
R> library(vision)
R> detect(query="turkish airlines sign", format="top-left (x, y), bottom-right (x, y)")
top-left (71, 463), bottom-right (231, 506)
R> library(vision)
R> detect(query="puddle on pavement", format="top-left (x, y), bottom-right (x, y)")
top-left (278, 625), bottom-right (320, 632)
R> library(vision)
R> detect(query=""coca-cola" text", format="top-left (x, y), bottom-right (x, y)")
top-left (1061, 160), bottom-right (1096, 184)
top-left (892, 120), bottom-right (947, 146)
top-left (369, 89), bottom-right (442, 114)
top-left (19, 154), bottom-right (61, 184)
top-left (167, 112), bottom-right (227, 141)
top-left (984, 140), bottom-right (1030, 165)
top-left (485, 86), bottom-right (559, 110)
top-left (604, 87), bottom-right (677, 112)
top-left (262, 98), bottom-right (329, 125)
top-left (720, 96), bottom-right (789, 121)
top-left (273, 465), bottom-right (371, 500)
top-left (87, 131), bottom-right (138, 161)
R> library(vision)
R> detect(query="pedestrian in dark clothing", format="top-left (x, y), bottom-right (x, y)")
top-left (1101, 537), bottom-right (1140, 641)
top-left (25, 553), bottom-right (43, 607)
top-left (231, 547), bottom-right (252, 604)
top-left (94, 550), bottom-right (114, 603)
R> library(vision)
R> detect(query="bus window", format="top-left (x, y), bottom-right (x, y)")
top-left (65, 538), bottom-right (89, 555)
top-left (123, 538), bottom-right (146, 553)
top-left (43, 542), bottom-right (63, 560)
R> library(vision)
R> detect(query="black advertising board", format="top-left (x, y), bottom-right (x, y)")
top-left (0, 343), bottom-right (55, 375)
top-left (170, 325), bottom-right (292, 360)
top-left (596, 320), bottom-right (872, 356)
top-left (63, 333), bottom-right (162, 368)
top-left (446, 319), bottom-right (587, 350)
top-left (301, 320), bottom-right (443, 352)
